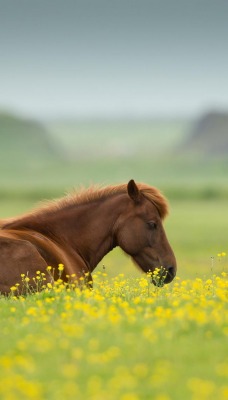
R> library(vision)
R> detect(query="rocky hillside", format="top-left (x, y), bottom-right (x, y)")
top-left (181, 111), bottom-right (228, 156)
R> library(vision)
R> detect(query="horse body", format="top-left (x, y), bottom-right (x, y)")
top-left (0, 180), bottom-right (177, 294)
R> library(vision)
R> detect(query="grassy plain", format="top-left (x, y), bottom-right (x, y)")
top-left (0, 271), bottom-right (227, 400)
top-left (0, 119), bottom-right (227, 399)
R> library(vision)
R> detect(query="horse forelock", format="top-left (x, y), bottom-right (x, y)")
top-left (137, 184), bottom-right (169, 219)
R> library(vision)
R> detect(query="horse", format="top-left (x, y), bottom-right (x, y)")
top-left (0, 180), bottom-right (177, 294)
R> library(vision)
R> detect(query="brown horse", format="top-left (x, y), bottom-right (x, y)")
top-left (0, 180), bottom-right (176, 294)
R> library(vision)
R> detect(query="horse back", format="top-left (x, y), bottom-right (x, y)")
top-left (0, 232), bottom-right (48, 294)
top-left (0, 229), bottom-right (90, 294)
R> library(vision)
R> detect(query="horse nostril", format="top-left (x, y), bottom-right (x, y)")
top-left (167, 266), bottom-right (176, 278)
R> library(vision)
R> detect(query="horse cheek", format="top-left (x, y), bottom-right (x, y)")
top-left (117, 225), bottom-right (142, 255)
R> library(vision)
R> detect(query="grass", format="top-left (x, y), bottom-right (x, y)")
top-left (0, 118), bottom-right (228, 399)
top-left (164, 200), bottom-right (228, 278)
top-left (1, 190), bottom-right (227, 400)
top-left (0, 271), bottom-right (227, 400)
top-left (1, 155), bottom-right (228, 208)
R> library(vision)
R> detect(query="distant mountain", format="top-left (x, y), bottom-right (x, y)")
top-left (0, 112), bottom-right (57, 165)
top-left (180, 111), bottom-right (228, 156)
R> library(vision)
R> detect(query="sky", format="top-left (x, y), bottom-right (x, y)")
top-left (0, 0), bottom-right (228, 119)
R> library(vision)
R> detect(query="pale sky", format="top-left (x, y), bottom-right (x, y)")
top-left (0, 0), bottom-right (228, 119)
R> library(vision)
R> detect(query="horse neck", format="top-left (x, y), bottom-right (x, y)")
top-left (43, 194), bottom-right (128, 271)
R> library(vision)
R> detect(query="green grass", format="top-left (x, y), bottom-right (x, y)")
top-left (1, 156), bottom-right (228, 206)
top-left (0, 273), bottom-right (227, 400)
top-left (1, 116), bottom-right (228, 399)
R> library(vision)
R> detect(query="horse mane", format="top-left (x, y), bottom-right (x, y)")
top-left (2, 182), bottom-right (169, 228)
top-left (40, 182), bottom-right (168, 218)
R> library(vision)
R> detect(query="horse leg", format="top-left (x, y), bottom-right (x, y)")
top-left (0, 237), bottom-right (48, 295)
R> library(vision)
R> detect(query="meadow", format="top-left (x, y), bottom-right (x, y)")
top-left (0, 268), bottom-right (227, 400)
top-left (0, 119), bottom-right (228, 399)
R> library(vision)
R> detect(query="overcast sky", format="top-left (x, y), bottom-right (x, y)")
top-left (0, 0), bottom-right (228, 119)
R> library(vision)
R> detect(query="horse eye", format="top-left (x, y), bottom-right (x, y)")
top-left (147, 221), bottom-right (157, 230)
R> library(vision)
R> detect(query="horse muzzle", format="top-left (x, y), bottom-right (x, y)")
top-left (152, 265), bottom-right (176, 286)
top-left (164, 265), bottom-right (176, 284)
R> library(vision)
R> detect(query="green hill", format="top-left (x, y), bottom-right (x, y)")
top-left (0, 112), bottom-right (57, 165)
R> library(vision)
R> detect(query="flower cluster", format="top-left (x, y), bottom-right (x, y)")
top-left (0, 263), bottom-right (227, 400)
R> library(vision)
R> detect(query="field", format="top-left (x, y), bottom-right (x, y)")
top-left (0, 119), bottom-right (228, 399)
top-left (0, 270), bottom-right (227, 400)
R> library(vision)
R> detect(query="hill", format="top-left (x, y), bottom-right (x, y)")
top-left (181, 111), bottom-right (228, 156)
top-left (0, 112), bottom-right (57, 165)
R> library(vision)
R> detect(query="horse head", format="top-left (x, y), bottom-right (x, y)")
top-left (115, 180), bottom-right (177, 285)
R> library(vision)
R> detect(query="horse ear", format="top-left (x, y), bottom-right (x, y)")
top-left (127, 180), bottom-right (141, 203)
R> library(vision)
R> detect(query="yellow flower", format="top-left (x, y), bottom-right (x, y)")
top-left (58, 263), bottom-right (64, 271)
top-left (139, 278), bottom-right (148, 288)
